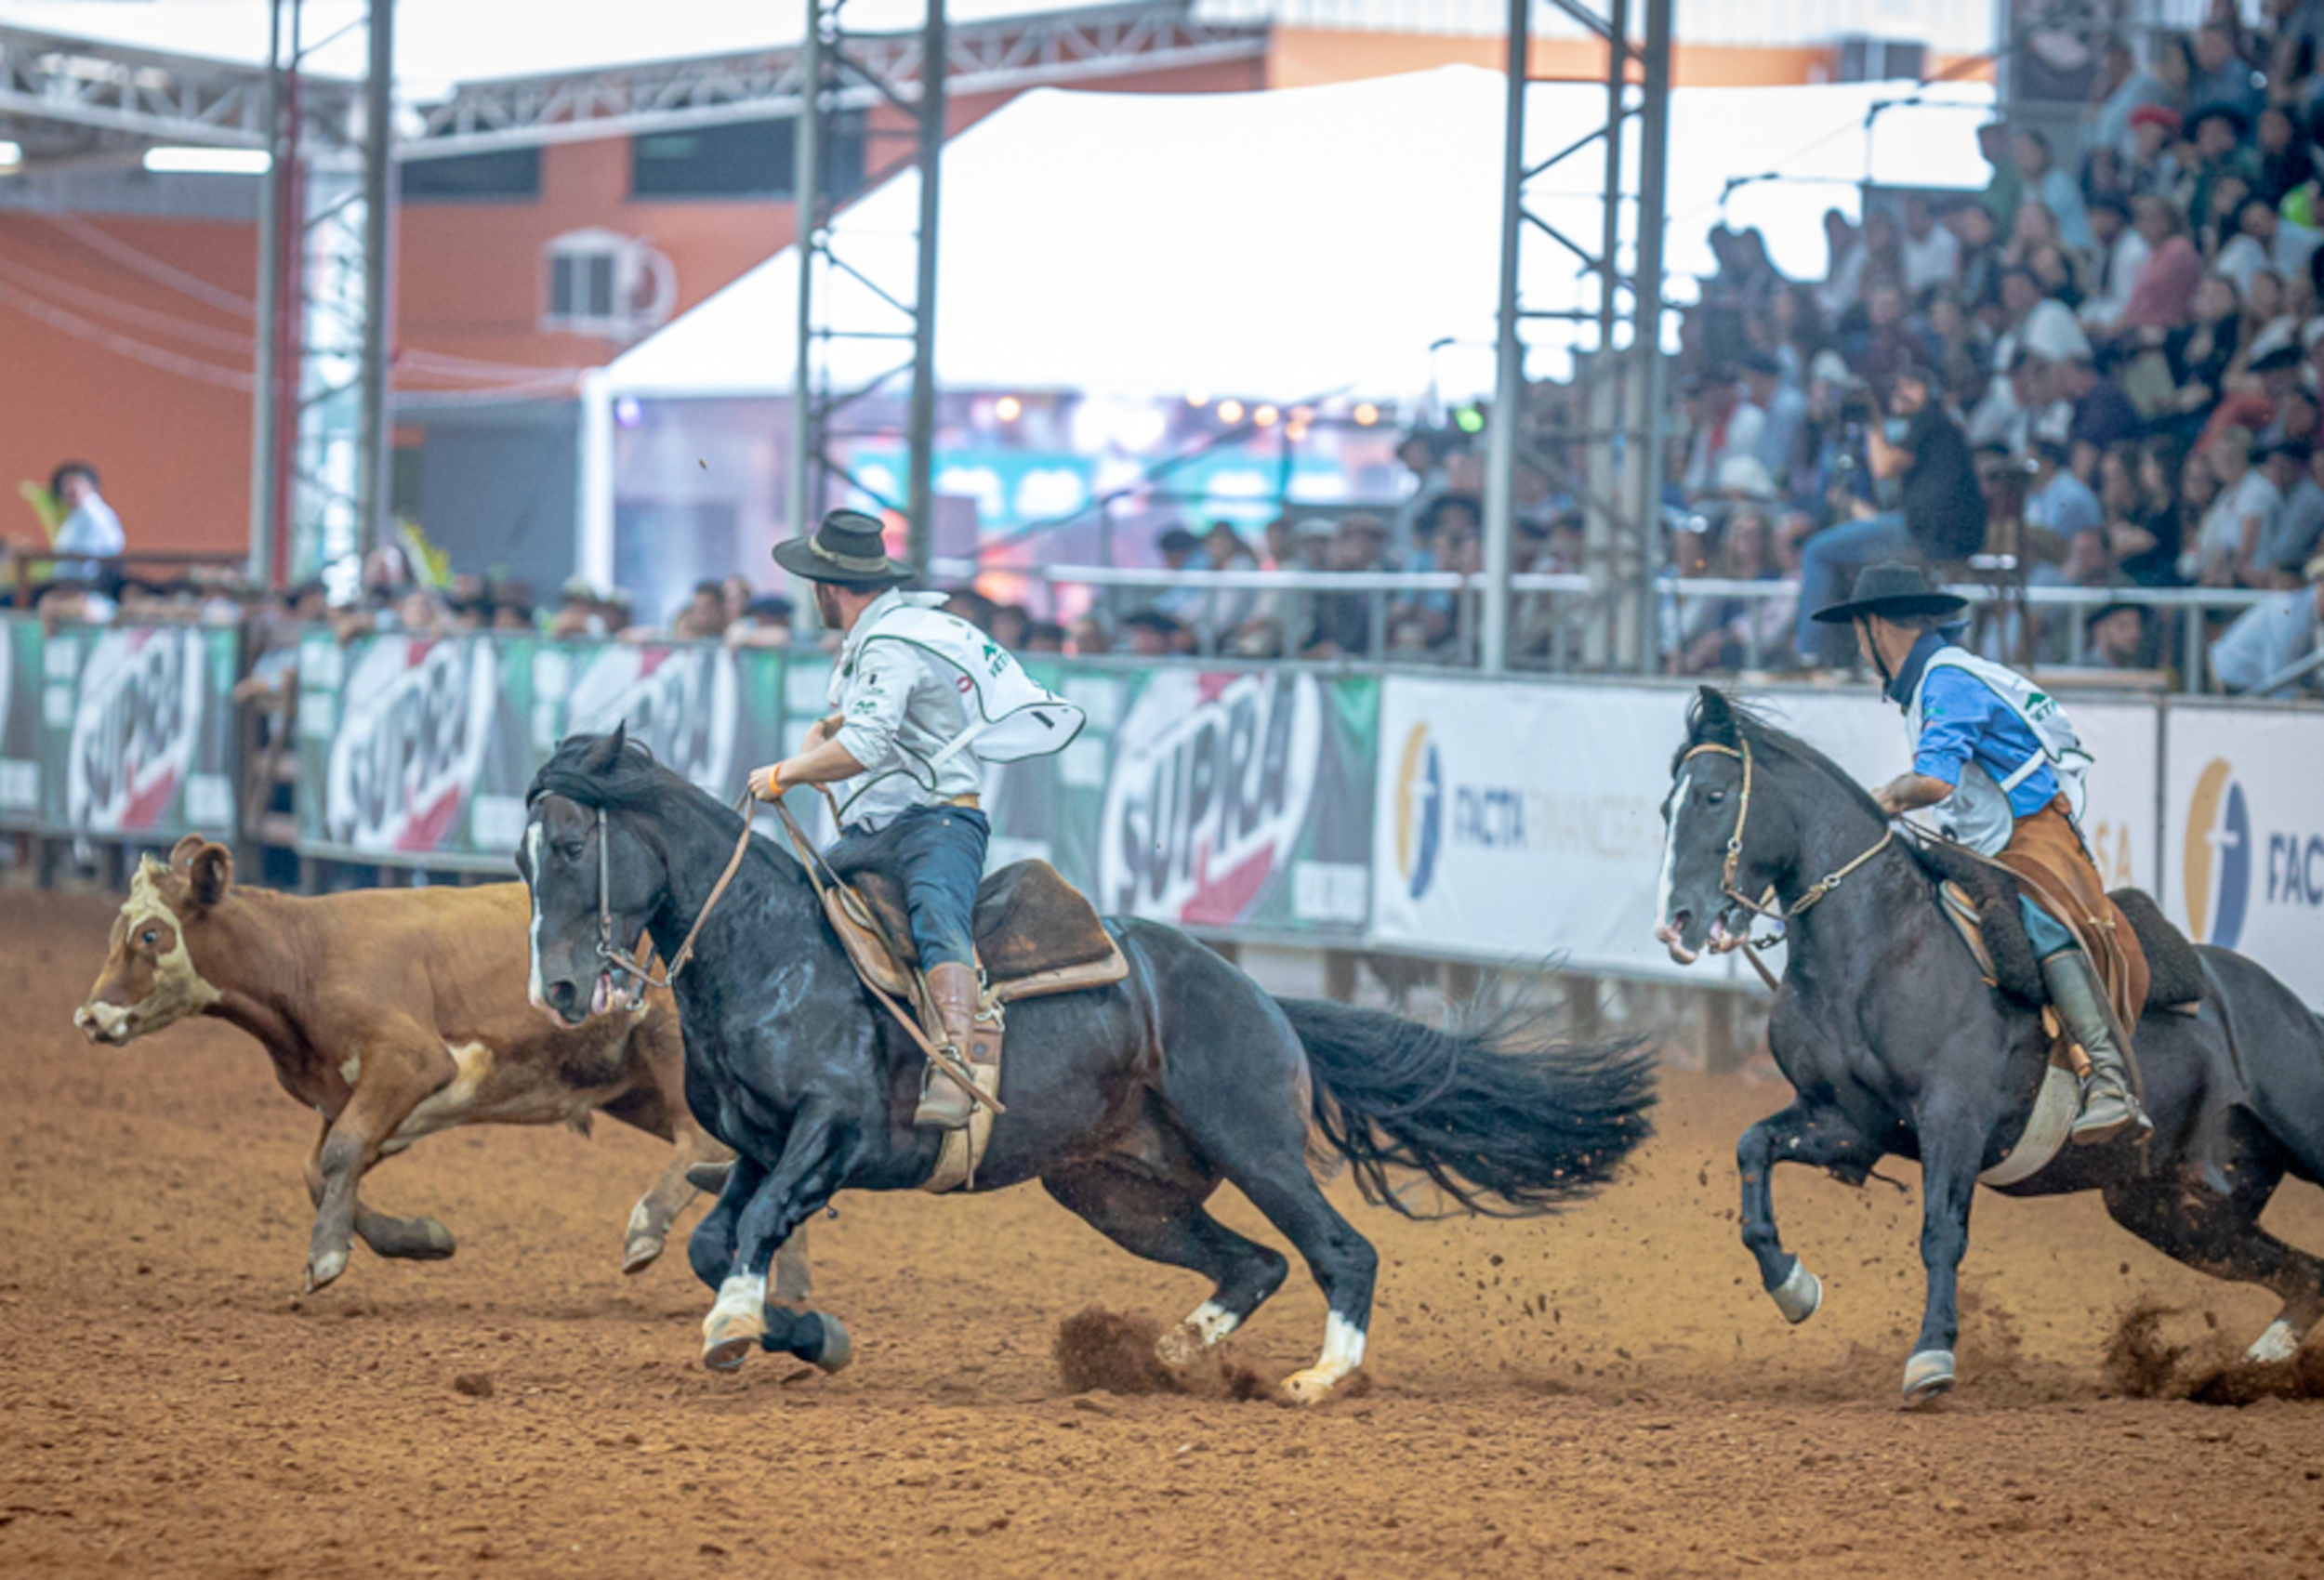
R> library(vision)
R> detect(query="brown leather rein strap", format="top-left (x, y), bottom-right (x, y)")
top-left (596, 791), bottom-right (755, 996)
top-left (768, 797), bottom-right (1006, 1116)
top-left (1681, 738), bottom-right (1896, 991)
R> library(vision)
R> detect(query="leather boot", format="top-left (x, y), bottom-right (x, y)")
top-left (915, 961), bottom-right (981, 1132)
top-left (2040, 949), bottom-right (2152, 1146)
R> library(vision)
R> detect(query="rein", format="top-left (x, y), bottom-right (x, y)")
top-left (594, 790), bottom-right (756, 1004)
top-left (1680, 737), bottom-right (1896, 992)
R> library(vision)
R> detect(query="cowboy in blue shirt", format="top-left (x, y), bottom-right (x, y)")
top-left (1814, 562), bottom-right (2150, 1144)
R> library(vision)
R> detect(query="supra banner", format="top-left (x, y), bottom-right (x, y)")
top-left (37, 623), bottom-right (236, 840)
top-left (2163, 704), bottom-right (2324, 1006)
top-left (989, 666), bottom-right (1375, 938)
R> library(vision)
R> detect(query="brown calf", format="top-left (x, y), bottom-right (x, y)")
top-left (73, 836), bottom-right (796, 1297)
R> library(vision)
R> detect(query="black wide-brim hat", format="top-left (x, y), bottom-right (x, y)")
top-left (772, 508), bottom-right (912, 586)
top-left (1809, 560), bottom-right (1971, 625)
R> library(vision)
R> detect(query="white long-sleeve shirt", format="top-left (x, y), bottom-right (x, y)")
top-left (826, 589), bottom-right (984, 830)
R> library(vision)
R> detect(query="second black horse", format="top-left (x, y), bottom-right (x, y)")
top-left (519, 729), bottom-right (1657, 1403)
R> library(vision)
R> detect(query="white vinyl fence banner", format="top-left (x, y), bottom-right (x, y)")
top-left (2162, 704), bottom-right (2324, 1007)
top-left (1371, 678), bottom-right (2167, 986)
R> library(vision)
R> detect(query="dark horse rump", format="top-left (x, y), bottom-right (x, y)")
top-left (1911, 837), bottom-right (2207, 1013)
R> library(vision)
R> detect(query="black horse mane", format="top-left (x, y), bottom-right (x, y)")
top-left (528, 726), bottom-right (691, 813)
top-left (1680, 688), bottom-right (1894, 828)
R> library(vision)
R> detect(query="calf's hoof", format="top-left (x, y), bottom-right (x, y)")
top-left (1768, 1258), bottom-right (1823, 1325)
top-left (1901, 1349), bottom-right (1956, 1404)
top-left (620, 1235), bottom-right (666, 1276)
top-left (304, 1248), bottom-right (350, 1293)
top-left (1279, 1366), bottom-right (1346, 1406)
top-left (685, 1161), bottom-right (734, 1195)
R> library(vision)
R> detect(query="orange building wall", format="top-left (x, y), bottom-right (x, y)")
top-left (0, 214), bottom-right (256, 559)
top-left (1266, 30), bottom-right (1990, 90)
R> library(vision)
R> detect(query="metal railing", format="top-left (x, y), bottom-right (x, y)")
top-left (1016, 564), bottom-right (2292, 693)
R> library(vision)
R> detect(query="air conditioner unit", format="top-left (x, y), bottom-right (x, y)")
top-left (1834, 34), bottom-right (1927, 83)
top-left (542, 229), bottom-right (678, 343)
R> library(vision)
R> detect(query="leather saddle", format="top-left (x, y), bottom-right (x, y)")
top-left (813, 857), bottom-right (1127, 1196)
top-left (821, 858), bottom-right (1127, 1005)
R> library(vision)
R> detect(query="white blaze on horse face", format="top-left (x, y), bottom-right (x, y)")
top-left (524, 820), bottom-right (548, 1012)
top-left (1655, 767), bottom-right (1694, 928)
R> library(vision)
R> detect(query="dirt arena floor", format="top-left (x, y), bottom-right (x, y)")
top-left (4, 889), bottom-right (2323, 1579)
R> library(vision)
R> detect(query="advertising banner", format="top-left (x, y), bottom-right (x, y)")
top-left (299, 634), bottom-right (537, 860)
top-left (0, 617), bottom-right (40, 829)
top-left (1373, 678), bottom-right (1697, 978)
top-left (1039, 667), bottom-right (1374, 938)
top-left (534, 641), bottom-right (785, 797)
top-left (1371, 678), bottom-right (2165, 982)
top-left (2163, 704), bottom-right (2324, 1007)
top-left (39, 623), bottom-right (236, 841)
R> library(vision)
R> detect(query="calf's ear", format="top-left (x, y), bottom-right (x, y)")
top-left (186, 842), bottom-right (235, 910)
top-left (169, 833), bottom-right (206, 869)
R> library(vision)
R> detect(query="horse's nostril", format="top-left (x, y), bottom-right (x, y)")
top-left (1672, 909), bottom-right (1695, 930)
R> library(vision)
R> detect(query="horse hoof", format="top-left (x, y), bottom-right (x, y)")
top-left (2246, 1320), bottom-right (2301, 1365)
top-left (685, 1162), bottom-right (733, 1195)
top-left (1280, 1367), bottom-right (1342, 1406)
top-left (1155, 1323), bottom-right (1207, 1372)
top-left (702, 1307), bottom-right (765, 1373)
top-left (1769, 1259), bottom-right (1823, 1325)
top-left (406, 1219), bottom-right (456, 1260)
top-left (305, 1249), bottom-right (349, 1293)
top-left (799, 1313), bottom-right (852, 1375)
top-left (620, 1235), bottom-right (666, 1276)
top-left (1902, 1350), bottom-right (1956, 1403)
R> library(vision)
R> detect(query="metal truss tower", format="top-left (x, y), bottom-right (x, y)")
top-left (788, 0), bottom-right (948, 576)
top-left (250, 0), bottom-right (394, 590)
top-left (1481, 0), bottom-right (1672, 675)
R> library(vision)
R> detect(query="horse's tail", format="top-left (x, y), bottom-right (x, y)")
top-left (1274, 995), bottom-right (1657, 1218)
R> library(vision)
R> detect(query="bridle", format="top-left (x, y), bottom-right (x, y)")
top-left (586, 792), bottom-right (756, 1008)
top-left (1678, 735), bottom-right (1895, 988)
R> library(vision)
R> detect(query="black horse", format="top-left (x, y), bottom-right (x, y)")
top-left (519, 730), bottom-right (1655, 1402)
top-left (1655, 689), bottom-right (2324, 1401)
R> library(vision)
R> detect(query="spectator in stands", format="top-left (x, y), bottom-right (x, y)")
top-left (2062, 352), bottom-right (2144, 477)
top-left (1065, 613), bottom-right (1113, 656)
top-left (671, 579), bottom-right (729, 641)
top-left (2085, 600), bottom-right (2156, 670)
top-left (1814, 209), bottom-right (1867, 324)
top-left (2185, 425), bottom-right (2279, 583)
top-left (47, 462), bottom-right (122, 584)
top-left (1900, 194), bottom-right (1960, 303)
top-left (2027, 438), bottom-right (2104, 551)
top-left (1795, 363), bottom-right (1987, 667)
top-left (2016, 129), bottom-right (2093, 251)
top-left (1302, 514), bottom-right (1388, 659)
top-left (727, 595), bottom-right (794, 649)
top-left (1123, 608), bottom-right (1192, 658)
top-left (1976, 122), bottom-right (2023, 230)
top-left (2253, 439), bottom-right (2321, 581)
top-left (2089, 35), bottom-right (2175, 156)
top-left (1149, 525), bottom-right (1211, 628)
top-left (988, 602), bottom-right (1032, 651)
top-left (2118, 197), bottom-right (2201, 331)
top-left (1742, 350), bottom-right (1808, 481)
top-left (2190, 22), bottom-right (2265, 125)
top-left (1023, 620), bottom-right (1067, 654)
top-left (2266, 441), bottom-right (2324, 579)
top-left (2210, 552), bottom-right (2324, 692)
top-left (2080, 196), bottom-right (2149, 331)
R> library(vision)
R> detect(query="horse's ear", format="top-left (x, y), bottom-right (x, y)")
top-left (581, 721), bottom-right (628, 775)
top-left (1690, 686), bottom-right (1734, 742)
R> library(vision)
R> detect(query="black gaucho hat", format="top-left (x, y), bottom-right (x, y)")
top-left (1809, 560), bottom-right (1970, 625)
top-left (772, 508), bottom-right (912, 586)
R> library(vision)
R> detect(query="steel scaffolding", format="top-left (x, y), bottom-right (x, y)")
top-left (1481, 0), bottom-right (1672, 676)
top-left (788, 0), bottom-right (948, 574)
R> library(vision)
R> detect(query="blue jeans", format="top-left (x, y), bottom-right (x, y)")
top-left (2019, 894), bottom-right (2078, 957)
top-left (1794, 512), bottom-right (1918, 665)
top-left (825, 806), bottom-right (990, 969)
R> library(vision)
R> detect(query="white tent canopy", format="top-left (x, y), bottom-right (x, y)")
top-left (602, 66), bottom-right (1995, 405)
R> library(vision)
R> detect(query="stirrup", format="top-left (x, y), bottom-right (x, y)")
top-left (914, 1052), bottom-right (975, 1131)
top-left (2070, 1073), bottom-right (2150, 1146)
